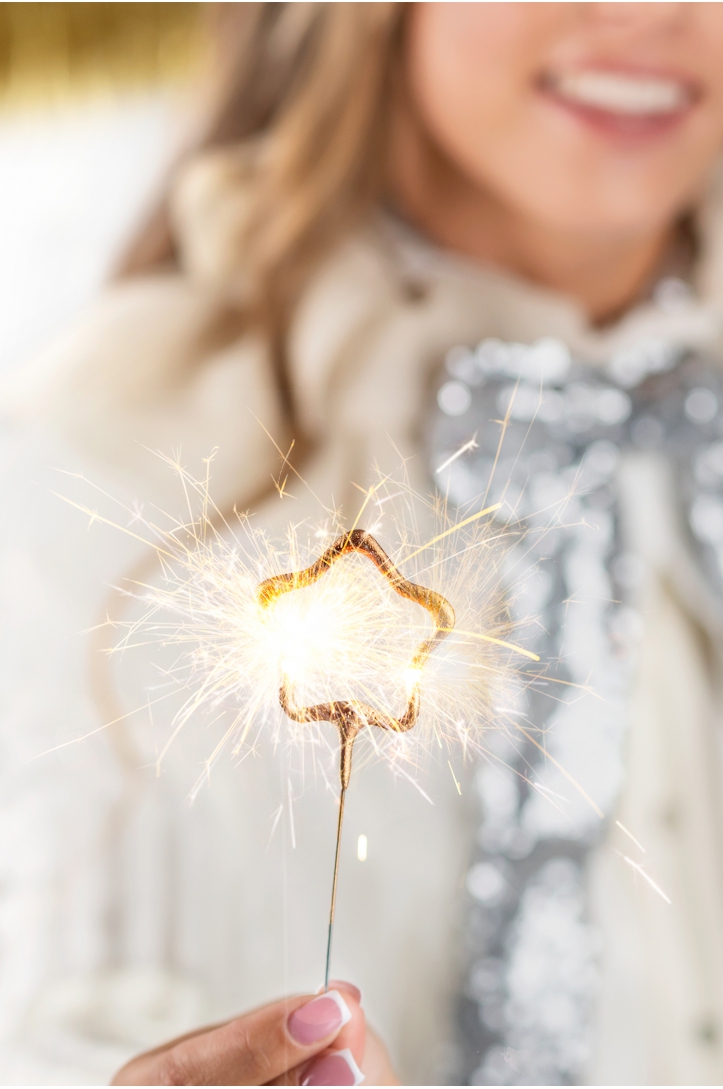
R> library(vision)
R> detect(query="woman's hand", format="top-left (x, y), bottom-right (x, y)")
top-left (111, 981), bottom-right (399, 1086)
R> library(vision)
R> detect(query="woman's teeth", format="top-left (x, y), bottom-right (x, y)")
top-left (549, 71), bottom-right (690, 115)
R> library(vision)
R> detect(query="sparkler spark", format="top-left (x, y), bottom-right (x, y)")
top-left (615, 819), bottom-right (646, 854)
top-left (617, 852), bottom-right (672, 905)
top-left (435, 434), bottom-right (479, 474)
top-left (257, 528), bottom-right (455, 987)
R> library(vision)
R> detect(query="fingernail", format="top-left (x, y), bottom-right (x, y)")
top-left (288, 991), bottom-right (351, 1045)
top-left (302, 1048), bottom-right (365, 1086)
top-left (321, 980), bottom-right (362, 1004)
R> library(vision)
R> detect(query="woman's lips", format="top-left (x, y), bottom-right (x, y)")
top-left (539, 68), bottom-right (699, 141)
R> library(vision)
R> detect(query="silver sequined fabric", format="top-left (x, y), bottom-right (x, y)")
top-left (427, 333), bottom-right (723, 1085)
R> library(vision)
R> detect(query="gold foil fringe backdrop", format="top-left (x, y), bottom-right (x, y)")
top-left (0, 2), bottom-right (206, 109)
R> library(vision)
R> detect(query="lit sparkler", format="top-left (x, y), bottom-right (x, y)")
top-left (54, 450), bottom-right (550, 986)
top-left (257, 528), bottom-right (455, 987)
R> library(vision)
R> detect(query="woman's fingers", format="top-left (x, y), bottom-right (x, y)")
top-left (113, 989), bottom-right (362, 1086)
top-left (327, 980), bottom-right (362, 1004)
top-left (269, 983), bottom-right (366, 1086)
top-left (359, 1024), bottom-right (401, 1086)
top-left (275, 1007), bottom-right (401, 1086)
top-left (275, 1047), bottom-right (365, 1087)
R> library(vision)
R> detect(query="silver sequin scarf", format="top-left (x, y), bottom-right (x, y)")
top-left (427, 334), bottom-right (723, 1085)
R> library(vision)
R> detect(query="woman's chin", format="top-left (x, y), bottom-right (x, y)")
top-left (493, 132), bottom-right (703, 240)
top-left (496, 172), bottom-right (687, 244)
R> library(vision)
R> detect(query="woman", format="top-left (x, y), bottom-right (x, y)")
top-left (4, 2), bottom-right (723, 1084)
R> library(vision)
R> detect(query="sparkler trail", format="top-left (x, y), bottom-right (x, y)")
top-left (435, 434), bottom-right (479, 475)
top-left (617, 852), bottom-right (672, 905)
top-left (615, 819), bottom-right (646, 854)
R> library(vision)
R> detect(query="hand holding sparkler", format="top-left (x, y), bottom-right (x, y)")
top-left (112, 981), bottom-right (399, 1085)
top-left (62, 457), bottom-right (521, 1074)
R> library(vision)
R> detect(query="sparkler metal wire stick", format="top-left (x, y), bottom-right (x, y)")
top-left (257, 529), bottom-right (456, 989)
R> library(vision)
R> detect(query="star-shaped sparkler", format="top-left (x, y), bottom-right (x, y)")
top-left (258, 529), bottom-right (455, 987)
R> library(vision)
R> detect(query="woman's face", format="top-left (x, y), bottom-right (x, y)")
top-left (406, 3), bottom-right (723, 238)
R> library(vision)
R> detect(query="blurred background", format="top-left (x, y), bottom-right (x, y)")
top-left (0, 2), bottom-right (205, 378)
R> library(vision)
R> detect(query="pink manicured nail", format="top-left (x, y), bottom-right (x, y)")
top-left (303, 1048), bottom-right (365, 1086)
top-left (288, 991), bottom-right (351, 1045)
top-left (323, 980), bottom-right (362, 1003)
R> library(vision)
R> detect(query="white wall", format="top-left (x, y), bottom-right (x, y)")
top-left (0, 93), bottom-right (185, 374)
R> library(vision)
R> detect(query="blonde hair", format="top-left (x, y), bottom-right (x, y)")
top-left (122, 2), bottom-right (404, 428)
top-left (97, 6), bottom-right (405, 855)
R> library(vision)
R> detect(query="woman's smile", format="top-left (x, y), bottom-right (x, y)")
top-left (540, 65), bottom-right (700, 143)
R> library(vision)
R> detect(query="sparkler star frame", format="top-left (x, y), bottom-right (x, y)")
top-left (257, 528), bottom-right (456, 988)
